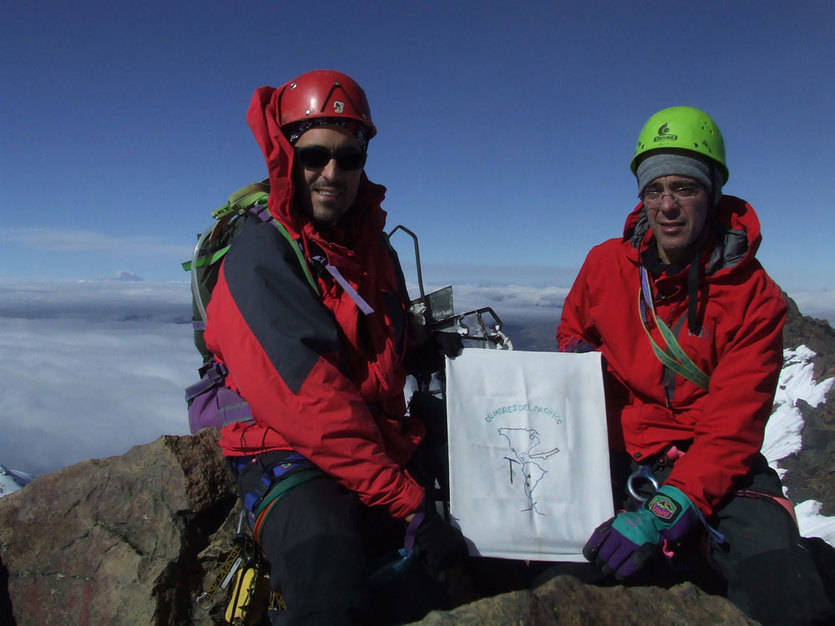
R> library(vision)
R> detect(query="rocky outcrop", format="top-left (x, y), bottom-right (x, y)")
top-left (414, 576), bottom-right (756, 625)
top-left (0, 428), bottom-right (239, 625)
top-left (780, 293), bottom-right (835, 515)
top-left (783, 292), bottom-right (835, 381)
top-left (0, 429), bottom-right (760, 625)
top-left (780, 396), bottom-right (835, 515)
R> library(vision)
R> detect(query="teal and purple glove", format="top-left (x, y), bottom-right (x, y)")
top-left (583, 485), bottom-right (700, 580)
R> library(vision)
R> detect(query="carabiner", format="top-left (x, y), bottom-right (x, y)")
top-left (627, 464), bottom-right (659, 503)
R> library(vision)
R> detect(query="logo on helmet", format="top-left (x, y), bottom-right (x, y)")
top-left (333, 101), bottom-right (345, 113)
top-left (653, 123), bottom-right (678, 143)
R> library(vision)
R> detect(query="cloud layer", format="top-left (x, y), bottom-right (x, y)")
top-left (0, 280), bottom-right (195, 475)
top-left (1, 277), bottom-right (833, 479)
top-left (0, 278), bottom-right (572, 475)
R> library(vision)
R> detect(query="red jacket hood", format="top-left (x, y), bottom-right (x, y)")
top-left (246, 84), bottom-right (387, 269)
top-left (621, 195), bottom-right (764, 280)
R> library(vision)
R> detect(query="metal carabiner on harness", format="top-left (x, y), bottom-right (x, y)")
top-left (627, 464), bottom-right (660, 503)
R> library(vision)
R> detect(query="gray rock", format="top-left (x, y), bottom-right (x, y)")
top-left (0, 429), bottom-right (759, 626)
top-left (0, 428), bottom-right (238, 625)
top-left (780, 293), bottom-right (835, 516)
top-left (413, 575), bottom-right (757, 625)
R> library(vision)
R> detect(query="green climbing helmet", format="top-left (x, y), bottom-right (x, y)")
top-left (630, 106), bottom-right (729, 185)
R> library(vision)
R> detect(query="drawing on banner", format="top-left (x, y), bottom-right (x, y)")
top-left (498, 427), bottom-right (559, 515)
top-left (485, 403), bottom-right (564, 515)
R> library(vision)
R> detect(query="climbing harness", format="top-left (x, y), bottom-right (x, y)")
top-left (229, 452), bottom-right (324, 540)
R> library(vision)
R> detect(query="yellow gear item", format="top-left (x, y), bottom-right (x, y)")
top-left (224, 565), bottom-right (272, 625)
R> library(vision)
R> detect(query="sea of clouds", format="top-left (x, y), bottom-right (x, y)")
top-left (0, 277), bottom-right (833, 544)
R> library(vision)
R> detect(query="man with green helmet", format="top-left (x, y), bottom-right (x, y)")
top-left (557, 106), bottom-right (833, 624)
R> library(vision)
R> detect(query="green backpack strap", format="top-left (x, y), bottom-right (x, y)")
top-left (638, 266), bottom-right (710, 390)
top-left (181, 180), bottom-right (271, 273)
top-left (212, 179), bottom-right (271, 220)
top-left (262, 215), bottom-right (319, 296)
top-left (182, 181), bottom-right (320, 361)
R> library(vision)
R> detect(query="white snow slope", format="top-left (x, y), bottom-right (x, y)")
top-left (764, 345), bottom-right (835, 545)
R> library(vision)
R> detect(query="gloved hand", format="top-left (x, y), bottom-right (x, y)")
top-left (434, 331), bottom-right (463, 359)
top-left (406, 331), bottom-right (464, 376)
top-left (404, 500), bottom-right (468, 577)
top-left (583, 485), bottom-right (700, 580)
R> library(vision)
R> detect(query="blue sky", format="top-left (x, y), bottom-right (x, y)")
top-left (2, 1), bottom-right (833, 295)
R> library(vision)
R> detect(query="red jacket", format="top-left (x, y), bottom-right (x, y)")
top-left (204, 85), bottom-right (425, 519)
top-left (557, 196), bottom-right (786, 516)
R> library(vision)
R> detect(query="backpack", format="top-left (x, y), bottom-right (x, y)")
top-left (182, 180), bottom-right (319, 434)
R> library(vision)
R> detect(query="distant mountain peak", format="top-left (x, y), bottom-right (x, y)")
top-left (112, 271), bottom-right (143, 282)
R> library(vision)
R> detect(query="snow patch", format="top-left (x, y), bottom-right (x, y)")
top-left (0, 465), bottom-right (31, 496)
top-left (764, 345), bottom-right (835, 469)
top-left (763, 345), bottom-right (835, 544)
top-left (796, 500), bottom-right (835, 547)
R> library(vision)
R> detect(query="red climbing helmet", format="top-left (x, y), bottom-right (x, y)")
top-left (278, 69), bottom-right (376, 138)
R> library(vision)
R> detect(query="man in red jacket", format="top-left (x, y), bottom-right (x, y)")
top-left (557, 106), bottom-right (833, 625)
top-left (205, 69), bottom-right (465, 625)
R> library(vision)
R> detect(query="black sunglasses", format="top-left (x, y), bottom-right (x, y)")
top-left (294, 145), bottom-right (367, 171)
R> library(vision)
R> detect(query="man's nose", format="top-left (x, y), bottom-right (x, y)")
top-left (321, 158), bottom-right (342, 179)
top-left (659, 193), bottom-right (679, 211)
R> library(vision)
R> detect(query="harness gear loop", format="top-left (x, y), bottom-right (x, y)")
top-left (627, 464), bottom-right (660, 503)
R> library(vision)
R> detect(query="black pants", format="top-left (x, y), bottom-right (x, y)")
top-left (613, 453), bottom-right (834, 626)
top-left (231, 395), bottom-right (454, 624)
top-left (244, 474), bottom-right (448, 626)
top-left (257, 476), bottom-right (389, 625)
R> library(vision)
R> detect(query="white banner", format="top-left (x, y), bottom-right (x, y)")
top-left (446, 349), bottom-right (613, 561)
